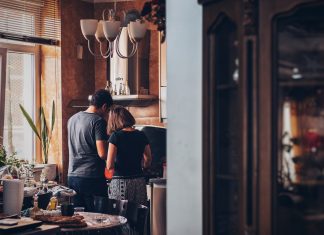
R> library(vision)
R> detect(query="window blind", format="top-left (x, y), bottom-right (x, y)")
top-left (0, 0), bottom-right (61, 45)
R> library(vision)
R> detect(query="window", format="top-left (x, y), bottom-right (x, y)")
top-left (0, 0), bottom-right (61, 45)
top-left (0, 43), bottom-right (39, 163)
top-left (0, 0), bottom-right (60, 163)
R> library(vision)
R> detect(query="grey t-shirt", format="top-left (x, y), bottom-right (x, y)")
top-left (67, 111), bottom-right (108, 178)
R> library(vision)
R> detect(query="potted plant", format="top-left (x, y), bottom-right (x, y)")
top-left (19, 101), bottom-right (57, 181)
top-left (0, 143), bottom-right (25, 179)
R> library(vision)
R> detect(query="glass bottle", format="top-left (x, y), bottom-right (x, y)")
top-left (40, 172), bottom-right (48, 193)
top-left (125, 78), bottom-right (130, 95)
top-left (119, 83), bottom-right (123, 95)
top-left (47, 196), bottom-right (58, 211)
top-left (30, 194), bottom-right (41, 218)
top-left (114, 84), bottom-right (117, 95)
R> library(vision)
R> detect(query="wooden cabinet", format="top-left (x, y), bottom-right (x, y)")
top-left (199, 0), bottom-right (324, 234)
top-left (200, 1), bottom-right (245, 235)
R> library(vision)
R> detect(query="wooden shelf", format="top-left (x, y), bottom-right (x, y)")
top-left (69, 95), bottom-right (158, 108)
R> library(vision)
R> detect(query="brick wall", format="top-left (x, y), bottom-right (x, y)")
top-left (58, 0), bottom-right (164, 183)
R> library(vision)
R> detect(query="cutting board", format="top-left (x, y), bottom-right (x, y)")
top-left (0, 218), bottom-right (42, 233)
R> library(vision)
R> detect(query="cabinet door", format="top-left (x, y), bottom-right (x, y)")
top-left (274, 3), bottom-right (324, 235)
top-left (201, 1), bottom-right (244, 234)
top-left (259, 1), bottom-right (324, 235)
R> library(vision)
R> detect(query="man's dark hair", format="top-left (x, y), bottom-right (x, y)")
top-left (90, 89), bottom-right (113, 108)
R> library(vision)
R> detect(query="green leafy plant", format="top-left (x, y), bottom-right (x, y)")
top-left (0, 144), bottom-right (22, 169)
top-left (19, 101), bottom-right (55, 164)
top-left (0, 144), bottom-right (8, 167)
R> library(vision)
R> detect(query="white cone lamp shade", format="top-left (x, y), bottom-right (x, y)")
top-left (103, 20), bottom-right (121, 42)
top-left (80, 19), bottom-right (98, 40)
top-left (80, 9), bottom-right (147, 59)
top-left (95, 20), bottom-right (106, 42)
top-left (128, 20), bottom-right (147, 42)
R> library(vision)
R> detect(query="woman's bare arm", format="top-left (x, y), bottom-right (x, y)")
top-left (106, 143), bottom-right (117, 170)
top-left (143, 144), bottom-right (152, 169)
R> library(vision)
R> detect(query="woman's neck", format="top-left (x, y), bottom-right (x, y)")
top-left (122, 127), bottom-right (135, 131)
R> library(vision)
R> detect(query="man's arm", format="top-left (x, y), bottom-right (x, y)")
top-left (96, 140), bottom-right (108, 160)
top-left (95, 119), bottom-right (108, 160)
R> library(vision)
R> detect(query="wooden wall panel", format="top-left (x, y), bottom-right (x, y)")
top-left (61, 0), bottom-right (95, 184)
top-left (59, 0), bottom-right (164, 183)
top-left (40, 45), bottom-right (62, 171)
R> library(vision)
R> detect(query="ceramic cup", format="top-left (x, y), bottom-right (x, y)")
top-left (61, 204), bottom-right (74, 216)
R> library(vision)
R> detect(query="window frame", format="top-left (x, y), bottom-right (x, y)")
top-left (0, 48), bottom-right (7, 142)
top-left (0, 41), bottom-right (40, 162)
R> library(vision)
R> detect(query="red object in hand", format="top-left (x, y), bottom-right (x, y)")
top-left (105, 168), bottom-right (114, 180)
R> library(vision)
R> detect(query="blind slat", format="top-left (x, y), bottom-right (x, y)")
top-left (0, 0), bottom-right (61, 45)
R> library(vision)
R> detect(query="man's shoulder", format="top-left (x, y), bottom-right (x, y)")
top-left (68, 111), bottom-right (83, 121)
top-left (68, 112), bottom-right (79, 122)
top-left (70, 111), bottom-right (103, 120)
top-left (68, 112), bottom-right (105, 127)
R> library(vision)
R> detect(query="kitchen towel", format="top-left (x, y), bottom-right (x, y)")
top-left (3, 179), bottom-right (24, 215)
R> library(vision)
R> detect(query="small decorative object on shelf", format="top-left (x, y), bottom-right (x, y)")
top-left (114, 84), bottom-right (117, 95)
top-left (125, 78), bottom-right (130, 95)
top-left (119, 82), bottom-right (123, 95)
top-left (105, 80), bottom-right (114, 95)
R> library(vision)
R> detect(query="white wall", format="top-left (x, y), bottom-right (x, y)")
top-left (167, 0), bottom-right (202, 234)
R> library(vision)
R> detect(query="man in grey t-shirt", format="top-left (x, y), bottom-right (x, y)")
top-left (67, 89), bottom-right (113, 211)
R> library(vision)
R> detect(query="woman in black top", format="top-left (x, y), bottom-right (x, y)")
top-left (106, 105), bottom-right (152, 205)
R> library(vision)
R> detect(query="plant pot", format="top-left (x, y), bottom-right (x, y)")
top-left (32, 166), bottom-right (44, 182)
top-left (36, 163), bottom-right (57, 181)
top-left (38, 192), bottom-right (53, 210)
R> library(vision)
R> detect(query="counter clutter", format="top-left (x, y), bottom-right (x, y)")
top-left (34, 214), bottom-right (87, 228)
top-left (0, 180), bottom-right (128, 234)
top-left (0, 177), bottom-right (80, 232)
